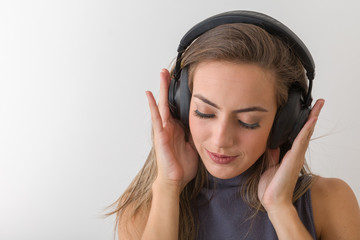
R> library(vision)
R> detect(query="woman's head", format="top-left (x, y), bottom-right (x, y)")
top-left (179, 23), bottom-right (308, 179)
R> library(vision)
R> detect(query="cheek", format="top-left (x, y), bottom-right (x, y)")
top-left (238, 117), bottom-right (274, 158)
top-left (189, 107), bottom-right (211, 152)
top-left (246, 121), bottom-right (274, 154)
top-left (245, 131), bottom-right (269, 153)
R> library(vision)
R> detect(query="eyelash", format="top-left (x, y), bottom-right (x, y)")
top-left (193, 110), bottom-right (260, 130)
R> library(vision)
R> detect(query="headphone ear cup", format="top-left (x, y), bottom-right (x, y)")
top-left (290, 107), bottom-right (310, 142)
top-left (269, 88), bottom-right (310, 149)
top-left (168, 77), bottom-right (178, 118)
top-left (168, 67), bottom-right (191, 128)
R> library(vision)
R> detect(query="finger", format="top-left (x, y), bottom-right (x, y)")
top-left (281, 99), bottom-right (324, 170)
top-left (300, 99), bottom-right (325, 143)
top-left (308, 99), bottom-right (325, 119)
top-left (158, 69), bottom-right (171, 126)
top-left (291, 100), bottom-right (324, 155)
top-left (146, 91), bottom-right (164, 133)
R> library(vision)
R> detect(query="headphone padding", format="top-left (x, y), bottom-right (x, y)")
top-left (168, 67), bottom-right (191, 128)
top-left (178, 68), bottom-right (191, 127)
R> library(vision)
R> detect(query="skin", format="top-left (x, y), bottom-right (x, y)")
top-left (189, 61), bottom-right (277, 179)
top-left (119, 61), bottom-right (360, 240)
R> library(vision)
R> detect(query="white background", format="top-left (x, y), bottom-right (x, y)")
top-left (0, 0), bottom-right (359, 239)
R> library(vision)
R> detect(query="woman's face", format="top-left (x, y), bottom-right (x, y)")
top-left (189, 61), bottom-right (278, 179)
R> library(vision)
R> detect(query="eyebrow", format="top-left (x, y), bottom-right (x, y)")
top-left (193, 94), bottom-right (268, 113)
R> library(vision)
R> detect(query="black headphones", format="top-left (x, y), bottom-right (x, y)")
top-left (168, 10), bottom-right (315, 149)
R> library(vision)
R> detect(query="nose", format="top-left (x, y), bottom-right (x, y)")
top-left (212, 117), bottom-right (235, 149)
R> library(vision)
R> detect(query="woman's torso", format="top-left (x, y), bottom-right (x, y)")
top-left (193, 174), bottom-right (317, 240)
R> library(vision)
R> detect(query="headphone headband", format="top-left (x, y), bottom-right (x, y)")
top-left (173, 10), bottom-right (315, 106)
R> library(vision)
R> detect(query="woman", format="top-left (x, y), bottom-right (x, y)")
top-left (109, 11), bottom-right (360, 239)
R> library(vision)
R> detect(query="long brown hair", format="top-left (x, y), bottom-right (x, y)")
top-left (107, 23), bottom-right (313, 240)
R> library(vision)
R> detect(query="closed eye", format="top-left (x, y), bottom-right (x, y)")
top-left (194, 110), bottom-right (260, 130)
top-left (194, 109), bottom-right (214, 119)
top-left (238, 120), bottom-right (260, 130)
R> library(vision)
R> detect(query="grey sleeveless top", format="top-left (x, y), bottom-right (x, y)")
top-left (193, 173), bottom-right (317, 240)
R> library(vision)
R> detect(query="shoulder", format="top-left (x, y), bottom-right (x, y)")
top-left (311, 176), bottom-right (356, 202)
top-left (311, 176), bottom-right (360, 240)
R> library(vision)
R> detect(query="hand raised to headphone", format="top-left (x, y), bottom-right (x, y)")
top-left (146, 69), bottom-right (199, 193)
top-left (257, 99), bottom-right (325, 213)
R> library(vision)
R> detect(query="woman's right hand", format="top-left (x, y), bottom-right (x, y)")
top-left (146, 69), bottom-right (199, 192)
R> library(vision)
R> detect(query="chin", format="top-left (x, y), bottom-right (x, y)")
top-left (199, 148), bottom-right (263, 180)
top-left (204, 162), bottom-right (247, 179)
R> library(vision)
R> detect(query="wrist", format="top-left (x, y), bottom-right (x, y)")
top-left (152, 178), bottom-right (182, 197)
top-left (266, 203), bottom-right (297, 222)
top-left (266, 204), bottom-right (313, 240)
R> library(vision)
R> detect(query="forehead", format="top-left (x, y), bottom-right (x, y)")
top-left (191, 61), bottom-right (277, 109)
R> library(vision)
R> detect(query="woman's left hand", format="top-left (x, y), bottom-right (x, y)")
top-left (258, 99), bottom-right (325, 212)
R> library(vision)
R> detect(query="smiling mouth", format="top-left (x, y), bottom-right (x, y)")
top-left (206, 149), bottom-right (239, 164)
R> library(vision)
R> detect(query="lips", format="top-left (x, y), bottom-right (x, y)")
top-left (206, 149), bottom-right (238, 164)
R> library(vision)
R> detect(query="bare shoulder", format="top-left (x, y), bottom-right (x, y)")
top-left (311, 176), bottom-right (360, 240)
top-left (117, 203), bottom-right (149, 240)
top-left (311, 176), bottom-right (358, 202)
